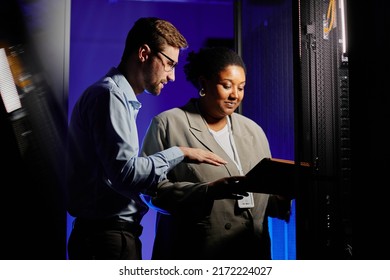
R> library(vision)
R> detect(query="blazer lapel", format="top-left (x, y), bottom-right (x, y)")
top-left (229, 115), bottom-right (256, 174)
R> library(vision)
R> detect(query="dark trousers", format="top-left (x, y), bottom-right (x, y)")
top-left (67, 218), bottom-right (143, 260)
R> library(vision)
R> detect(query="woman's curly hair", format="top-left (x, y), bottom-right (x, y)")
top-left (183, 46), bottom-right (246, 90)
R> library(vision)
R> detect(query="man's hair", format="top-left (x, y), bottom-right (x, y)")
top-left (121, 17), bottom-right (188, 62)
top-left (184, 46), bottom-right (246, 90)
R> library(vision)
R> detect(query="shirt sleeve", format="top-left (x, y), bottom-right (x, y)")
top-left (89, 85), bottom-right (184, 198)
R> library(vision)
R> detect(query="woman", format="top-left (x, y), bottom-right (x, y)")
top-left (141, 47), bottom-right (291, 260)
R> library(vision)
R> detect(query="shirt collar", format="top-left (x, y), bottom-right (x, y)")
top-left (107, 67), bottom-right (142, 109)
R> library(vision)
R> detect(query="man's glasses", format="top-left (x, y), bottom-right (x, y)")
top-left (156, 51), bottom-right (177, 72)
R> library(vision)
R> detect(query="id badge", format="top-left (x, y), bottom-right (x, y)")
top-left (238, 192), bottom-right (254, 208)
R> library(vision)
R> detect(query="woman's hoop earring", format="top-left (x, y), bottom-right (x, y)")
top-left (199, 88), bottom-right (205, 97)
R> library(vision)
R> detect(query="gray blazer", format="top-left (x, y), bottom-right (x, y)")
top-left (141, 98), bottom-right (290, 260)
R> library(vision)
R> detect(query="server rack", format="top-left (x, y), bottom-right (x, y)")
top-left (294, 0), bottom-right (352, 259)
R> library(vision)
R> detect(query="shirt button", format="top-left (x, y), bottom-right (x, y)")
top-left (225, 223), bottom-right (232, 230)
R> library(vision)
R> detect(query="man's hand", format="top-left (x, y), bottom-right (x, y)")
top-left (179, 147), bottom-right (227, 166)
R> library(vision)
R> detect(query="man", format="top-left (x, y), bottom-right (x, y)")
top-left (66, 17), bottom-right (228, 260)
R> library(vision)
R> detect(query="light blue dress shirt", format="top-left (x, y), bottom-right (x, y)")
top-left (66, 67), bottom-right (184, 223)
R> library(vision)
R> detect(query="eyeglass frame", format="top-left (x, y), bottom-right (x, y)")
top-left (155, 51), bottom-right (178, 72)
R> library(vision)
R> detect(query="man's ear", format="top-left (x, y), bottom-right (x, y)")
top-left (139, 44), bottom-right (152, 62)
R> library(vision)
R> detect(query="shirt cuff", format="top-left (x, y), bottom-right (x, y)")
top-left (161, 146), bottom-right (184, 168)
